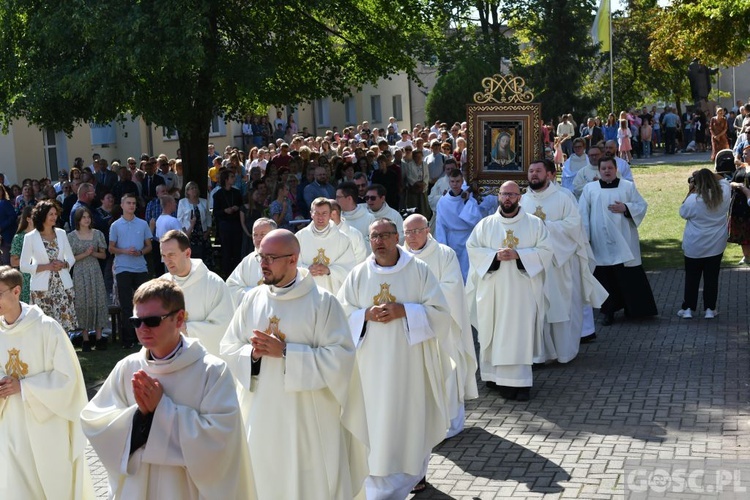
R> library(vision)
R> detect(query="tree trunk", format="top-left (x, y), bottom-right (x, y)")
top-left (179, 117), bottom-right (212, 199)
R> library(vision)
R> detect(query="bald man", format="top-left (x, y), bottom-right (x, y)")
top-left (403, 214), bottom-right (478, 438)
top-left (221, 229), bottom-right (369, 499)
top-left (466, 181), bottom-right (553, 401)
top-left (226, 218), bottom-right (277, 306)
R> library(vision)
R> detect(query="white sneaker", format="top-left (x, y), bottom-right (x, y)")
top-left (677, 308), bottom-right (693, 319)
top-left (740, 258), bottom-right (747, 265)
top-left (705, 309), bottom-right (717, 319)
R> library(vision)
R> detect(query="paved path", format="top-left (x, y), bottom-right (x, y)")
top-left (86, 267), bottom-right (750, 499)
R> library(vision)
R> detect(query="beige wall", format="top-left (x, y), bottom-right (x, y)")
top-left (10, 118), bottom-right (46, 182)
top-left (717, 60), bottom-right (750, 111)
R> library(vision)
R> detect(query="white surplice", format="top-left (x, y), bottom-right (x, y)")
top-left (337, 249), bottom-right (451, 499)
top-left (220, 269), bottom-right (369, 500)
top-left (343, 203), bottom-right (375, 252)
top-left (521, 184), bottom-right (608, 363)
top-left (405, 236), bottom-right (479, 437)
top-left (296, 221), bottom-right (357, 294)
top-left (0, 304), bottom-right (94, 500)
top-left (466, 210), bottom-right (553, 387)
top-left (339, 218), bottom-right (369, 262)
top-left (561, 153), bottom-right (590, 191)
top-left (81, 336), bottom-right (254, 499)
top-left (368, 202), bottom-right (405, 242)
top-left (572, 164), bottom-right (600, 199)
top-left (226, 251), bottom-right (263, 307)
top-left (435, 192), bottom-right (484, 281)
top-left (161, 258), bottom-right (234, 357)
top-left (579, 179), bottom-right (648, 267)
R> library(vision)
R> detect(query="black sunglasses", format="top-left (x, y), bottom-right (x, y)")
top-left (129, 310), bottom-right (180, 328)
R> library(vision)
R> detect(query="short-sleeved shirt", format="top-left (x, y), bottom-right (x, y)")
top-left (155, 214), bottom-right (182, 240)
top-left (110, 216), bottom-right (152, 274)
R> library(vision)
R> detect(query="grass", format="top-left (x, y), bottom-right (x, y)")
top-left (633, 162), bottom-right (743, 269)
top-left (75, 161), bottom-right (742, 386)
top-left (76, 343), bottom-right (135, 387)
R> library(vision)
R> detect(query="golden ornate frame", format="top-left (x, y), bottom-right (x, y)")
top-left (466, 74), bottom-right (542, 194)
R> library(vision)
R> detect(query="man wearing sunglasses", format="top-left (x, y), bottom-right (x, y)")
top-left (337, 218), bottom-right (451, 498)
top-left (221, 229), bottom-right (368, 499)
top-left (82, 279), bottom-right (253, 499)
top-left (364, 184), bottom-right (404, 243)
top-left (158, 230), bottom-right (233, 357)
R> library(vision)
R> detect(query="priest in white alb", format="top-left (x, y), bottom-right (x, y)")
top-left (338, 181), bottom-right (374, 251)
top-left (226, 218), bottom-right (277, 306)
top-left (561, 138), bottom-right (591, 191)
top-left (466, 181), bottom-right (553, 401)
top-left (579, 156), bottom-right (658, 326)
top-left (403, 215), bottom-right (478, 438)
top-left (0, 266), bottom-right (94, 500)
top-left (338, 218), bottom-right (451, 498)
top-left (365, 184), bottom-right (405, 242)
top-left (159, 229), bottom-right (234, 356)
top-left (81, 279), bottom-right (254, 499)
top-left (220, 229), bottom-right (369, 499)
top-left (521, 160), bottom-right (608, 364)
top-left (296, 197), bottom-right (357, 294)
top-left (330, 199), bottom-right (368, 263)
top-left (434, 168), bottom-right (485, 281)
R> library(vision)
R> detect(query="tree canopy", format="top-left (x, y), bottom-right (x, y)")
top-left (0, 0), bottom-right (442, 193)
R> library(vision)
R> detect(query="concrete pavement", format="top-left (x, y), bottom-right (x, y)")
top-left (86, 267), bottom-right (750, 498)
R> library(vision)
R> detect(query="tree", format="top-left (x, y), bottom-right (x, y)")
top-left (425, 52), bottom-right (498, 124)
top-left (650, 0), bottom-right (750, 71)
top-left (509, 0), bottom-right (600, 122)
top-left (0, 0), bottom-right (441, 195)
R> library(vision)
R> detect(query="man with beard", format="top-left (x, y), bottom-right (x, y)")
top-left (221, 229), bottom-right (368, 499)
top-left (579, 157), bottom-right (658, 325)
top-left (521, 161), bottom-right (607, 364)
top-left (466, 181), bottom-right (553, 401)
top-left (603, 140), bottom-right (634, 182)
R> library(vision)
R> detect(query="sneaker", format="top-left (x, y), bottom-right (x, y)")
top-left (704, 309), bottom-right (717, 319)
top-left (740, 258), bottom-right (746, 265)
top-left (677, 308), bottom-right (693, 319)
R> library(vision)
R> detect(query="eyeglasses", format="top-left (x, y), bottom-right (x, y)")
top-left (129, 310), bottom-right (180, 328)
top-left (404, 227), bottom-right (428, 236)
top-left (499, 193), bottom-right (520, 198)
top-left (255, 253), bottom-right (293, 264)
top-left (369, 231), bottom-right (397, 241)
top-left (364, 195), bottom-right (380, 201)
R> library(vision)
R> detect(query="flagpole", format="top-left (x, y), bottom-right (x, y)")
top-left (609, 0), bottom-right (613, 114)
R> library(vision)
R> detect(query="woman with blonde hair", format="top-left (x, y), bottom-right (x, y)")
top-left (678, 168), bottom-right (731, 319)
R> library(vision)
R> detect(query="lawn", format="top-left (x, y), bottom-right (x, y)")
top-left (76, 162), bottom-right (742, 386)
top-left (633, 162), bottom-right (743, 269)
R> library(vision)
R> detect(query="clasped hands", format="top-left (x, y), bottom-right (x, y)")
top-left (495, 248), bottom-right (519, 261)
top-left (251, 329), bottom-right (286, 360)
top-left (0, 376), bottom-right (21, 398)
top-left (308, 263), bottom-right (330, 276)
top-left (365, 302), bottom-right (406, 324)
top-left (132, 370), bottom-right (163, 414)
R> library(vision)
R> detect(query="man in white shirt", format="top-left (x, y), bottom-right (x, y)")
top-left (365, 184), bottom-right (404, 242)
top-left (226, 218), bottom-right (277, 306)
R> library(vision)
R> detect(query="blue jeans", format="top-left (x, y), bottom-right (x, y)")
top-left (642, 141), bottom-right (651, 157)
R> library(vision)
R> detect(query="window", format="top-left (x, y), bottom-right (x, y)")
top-left (209, 115), bottom-right (226, 136)
top-left (392, 95), bottom-right (403, 121)
top-left (316, 98), bottom-right (330, 127)
top-left (43, 129), bottom-right (58, 174)
top-left (162, 127), bottom-right (179, 141)
top-left (345, 97), bottom-right (356, 125)
top-left (370, 95), bottom-right (382, 123)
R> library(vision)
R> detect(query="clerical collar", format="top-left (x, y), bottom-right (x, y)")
top-left (149, 337), bottom-right (184, 364)
top-left (599, 178), bottom-right (620, 188)
top-left (448, 190), bottom-right (462, 197)
top-left (311, 222), bottom-right (332, 237)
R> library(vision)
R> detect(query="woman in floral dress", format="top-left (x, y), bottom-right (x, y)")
top-left (19, 200), bottom-right (77, 331)
top-left (68, 207), bottom-right (108, 351)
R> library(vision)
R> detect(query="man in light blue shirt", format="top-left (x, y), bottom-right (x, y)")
top-left (109, 193), bottom-right (152, 349)
top-left (661, 107), bottom-right (681, 154)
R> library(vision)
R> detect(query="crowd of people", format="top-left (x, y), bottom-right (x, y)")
top-left (2, 102), bottom-right (750, 499)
